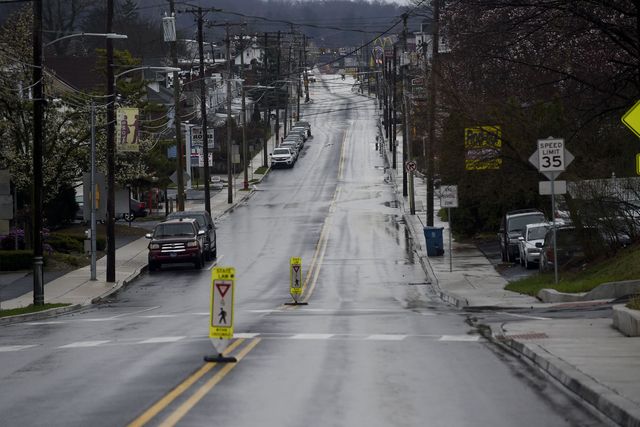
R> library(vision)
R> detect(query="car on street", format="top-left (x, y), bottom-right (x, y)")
top-left (518, 222), bottom-right (551, 269)
top-left (498, 208), bottom-right (546, 262)
top-left (270, 147), bottom-right (295, 168)
top-left (294, 120), bottom-right (311, 136)
top-left (146, 218), bottom-right (206, 271)
top-left (280, 141), bottom-right (300, 160)
top-left (166, 210), bottom-right (217, 260)
top-left (123, 198), bottom-right (148, 222)
top-left (288, 126), bottom-right (308, 141)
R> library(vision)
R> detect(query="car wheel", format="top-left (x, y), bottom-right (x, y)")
top-left (194, 254), bottom-right (203, 269)
top-left (123, 212), bottom-right (134, 222)
top-left (148, 261), bottom-right (158, 272)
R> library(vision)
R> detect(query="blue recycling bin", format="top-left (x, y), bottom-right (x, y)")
top-left (424, 226), bottom-right (444, 256)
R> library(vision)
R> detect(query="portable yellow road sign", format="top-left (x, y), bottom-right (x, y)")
top-left (290, 257), bottom-right (302, 297)
top-left (622, 100), bottom-right (640, 138)
top-left (210, 267), bottom-right (235, 340)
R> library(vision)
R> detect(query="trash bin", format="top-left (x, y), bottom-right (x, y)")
top-left (423, 226), bottom-right (444, 256)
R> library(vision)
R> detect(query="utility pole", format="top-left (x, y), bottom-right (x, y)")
top-left (402, 14), bottom-right (415, 214)
top-left (275, 31), bottom-right (281, 146)
top-left (303, 34), bottom-right (309, 103)
top-left (226, 25), bottom-right (233, 204)
top-left (426, 0), bottom-right (440, 226)
top-left (392, 45), bottom-right (397, 171)
top-left (169, 0), bottom-right (185, 211)
top-left (263, 32), bottom-right (269, 167)
top-left (106, 0), bottom-right (116, 283)
top-left (240, 32), bottom-right (249, 190)
top-left (32, 0), bottom-right (44, 305)
top-left (196, 7), bottom-right (212, 213)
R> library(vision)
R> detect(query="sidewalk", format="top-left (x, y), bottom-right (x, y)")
top-left (0, 134), bottom-right (277, 315)
top-left (377, 113), bottom-right (640, 426)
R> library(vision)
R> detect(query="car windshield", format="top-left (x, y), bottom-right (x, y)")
top-left (509, 214), bottom-right (545, 232)
top-left (273, 149), bottom-right (290, 155)
top-left (527, 225), bottom-right (549, 240)
top-left (169, 214), bottom-right (204, 228)
top-left (154, 223), bottom-right (194, 237)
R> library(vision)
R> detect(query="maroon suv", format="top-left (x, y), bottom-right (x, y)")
top-left (146, 218), bottom-right (206, 271)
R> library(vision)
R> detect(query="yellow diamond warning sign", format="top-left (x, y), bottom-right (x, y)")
top-left (622, 100), bottom-right (640, 138)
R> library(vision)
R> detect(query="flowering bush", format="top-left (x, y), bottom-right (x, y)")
top-left (0, 228), bottom-right (53, 254)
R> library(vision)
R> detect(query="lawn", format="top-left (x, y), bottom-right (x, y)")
top-left (505, 245), bottom-right (640, 296)
top-left (0, 303), bottom-right (70, 318)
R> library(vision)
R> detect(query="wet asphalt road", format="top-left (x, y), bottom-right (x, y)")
top-left (0, 76), bottom-right (603, 426)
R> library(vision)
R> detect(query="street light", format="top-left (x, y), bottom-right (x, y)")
top-left (44, 32), bottom-right (127, 47)
top-left (104, 65), bottom-right (181, 283)
top-left (30, 17), bottom-right (128, 304)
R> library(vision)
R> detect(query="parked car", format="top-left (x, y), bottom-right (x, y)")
top-left (539, 225), bottom-right (603, 272)
top-left (284, 133), bottom-right (304, 148)
top-left (166, 210), bottom-right (216, 260)
top-left (288, 127), bottom-right (308, 141)
top-left (498, 209), bottom-right (546, 262)
top-left (517, 222), bottom-right (551, 269)
top-left (123, 198), bottom-right (148, 221)
top-left (270, 148), bottom-right (295, 168)
top-left (294, 120), bottom-right (311, 136)
top-left (280, 141), bottom-right (299, 160)
top-left (146, 218), bottom-right (206, 271)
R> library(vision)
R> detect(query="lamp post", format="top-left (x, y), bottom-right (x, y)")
top-left (31, 19), bottom-right (127, 301)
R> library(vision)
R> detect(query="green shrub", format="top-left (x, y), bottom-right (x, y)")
top-left (628, 295), bottom-right (640, 311)
top-left (47, 233), bottom-right (83, 253)
top-left (0, 250), bottom-right (33, 270)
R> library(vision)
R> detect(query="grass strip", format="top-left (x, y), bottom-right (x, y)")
top-left (0, 303), bottom-right (70, 318)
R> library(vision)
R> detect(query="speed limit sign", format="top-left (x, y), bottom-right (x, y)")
top-left (537, 138), bottom-right (565, 172)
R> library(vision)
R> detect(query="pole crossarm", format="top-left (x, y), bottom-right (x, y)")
top-left (44, 32), bottom-right (127, 47)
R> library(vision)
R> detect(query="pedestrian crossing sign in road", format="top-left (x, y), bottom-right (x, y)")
top-left (210, 267), bottom-right (235, 340)
top-left (290, 257), bottom-right (302, 297)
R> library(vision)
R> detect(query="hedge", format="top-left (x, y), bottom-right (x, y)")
top-left (0, 250), bottom-right (34, 271)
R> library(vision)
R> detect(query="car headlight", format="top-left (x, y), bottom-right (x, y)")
top-left (149, 243), bottom-right (160, 250)
top-left (187, 240), bottom-right (199, 248)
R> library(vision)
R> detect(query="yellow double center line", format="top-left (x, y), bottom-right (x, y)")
top-left (128, 338), bottom-right (261, 427)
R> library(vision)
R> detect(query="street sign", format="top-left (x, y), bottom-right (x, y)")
top-left (529, 145), bottom-right (574, 180)
top-left (539, 180), bottom-right (567, 195)
top-left (440, 185), bottom-right (458, 208)
top-left (169, 170), bottom-right (191, 185)
top-left (290, 257), bottom-right (302, 298)
top-left (622, 100), bottom-right (640, 138)
top-left (209, 267), bottom-right (235, 340)
top-left (405, 161), bottom-right (417, 172)
top-left (537, 138), bottom-right (565, 172)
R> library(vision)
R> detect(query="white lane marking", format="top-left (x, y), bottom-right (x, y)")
top-left (438, 335), bottom-right (480, 342)
top-left (497, 312), bottom-right (551, 321)
top-left (365, 334), bottom-right (407, 341)
top-left (246, 310), bottom-right (279, 314)
top-left (138, 336), bottom-right (185, 344)
top-left (24, 321), bottom-right (65, 325)
top-left (233, 333), bottom-right (260, 338)
top-left (208, 255), bottom-right (224, 271)
top-left (80, 318), bottom-right (115, 322)
top-left (110, 306), bottom-right (161, 319)
top-left (59, 340), bottom-right (110, 348)
top-left (0, 345), bottom-right (38, 352)
top-left (139, 315), bottom-right (178, 319)
top-left (290, 334), bottom-right (334, 340)
top-left (191, 312), bottom-right (209, 316)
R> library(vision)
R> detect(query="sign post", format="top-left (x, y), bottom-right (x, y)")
top-left (286, 257), bottom-right (308, 305)
top-left (440, 185), bottom-right (458, 272)
top-left (204, 266), bottom-right (237, 363)
top-left (529, 138), bottom-right (574, 285)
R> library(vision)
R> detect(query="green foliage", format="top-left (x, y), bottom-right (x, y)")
top-left (505, 245), bottom-right (640, 296)
top-left (44, 185), bottom-right (79, 229)
top-left (0, 250), bottom-right (33, 270)
top-left (0, 303), bottom-right (70, 318)
top-left (47, 233), bottom-right (83, 254)
top-left (628, 295), bottom-right (640, 311)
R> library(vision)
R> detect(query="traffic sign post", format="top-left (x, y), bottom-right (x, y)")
top-left (286, 257), bottom-right (308, 305)
top-left (439, 185), bottom-right (458, 272)
top-left (622, 100), bottom-right (640, 138)
top-left (529, 138), bottom-right (574, 285)
top-left (204, 267), bottom-right (237, 363)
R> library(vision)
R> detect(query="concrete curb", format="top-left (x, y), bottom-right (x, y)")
top-left (480, 325), bottom-right (640, 427)
top-left (0, 303), bottom-right (83, 326)
top-left (613, 304), bottom-right (640, 337)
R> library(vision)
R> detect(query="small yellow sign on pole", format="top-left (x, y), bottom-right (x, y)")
top-left (209, 267), bottom-right (235, 340)
top-left (290, 257), bottom-right (302, 299)
top-left (622, 100), bottom-right (640, 138)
